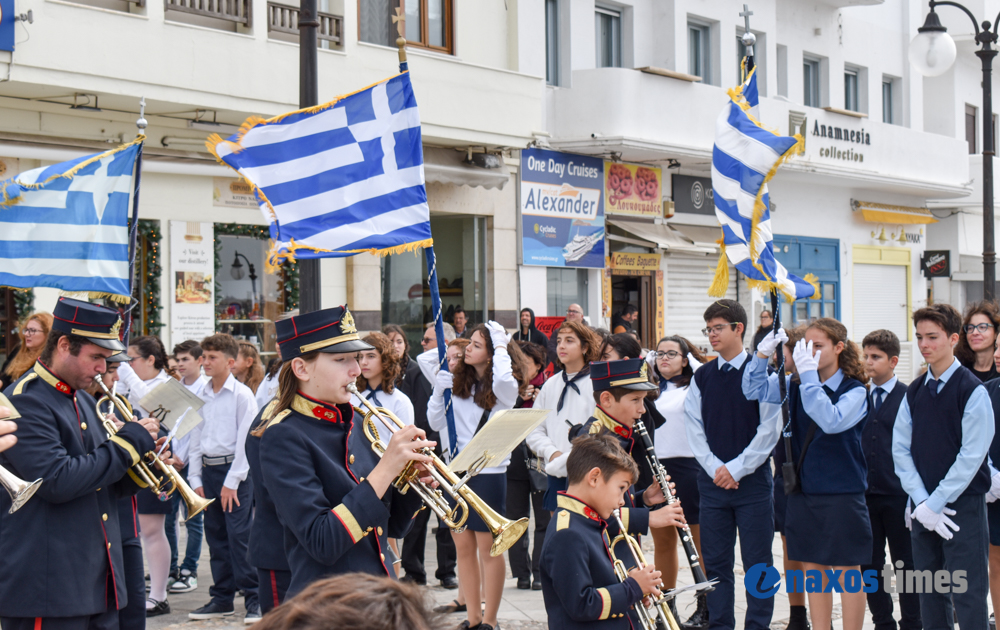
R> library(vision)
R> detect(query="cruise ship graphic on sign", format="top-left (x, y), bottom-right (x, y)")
top-left (563, 228), bottom-right (605, 263)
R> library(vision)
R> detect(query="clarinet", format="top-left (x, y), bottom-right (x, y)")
top-left (633, 419), bottom-right (710, 587)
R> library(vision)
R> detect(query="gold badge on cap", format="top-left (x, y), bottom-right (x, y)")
top-left (110, 317), bottom-right (123, 339)
top-left (640, 361), bottom-right (648, 380)
top-left (341, 309), bottom-right (357, 334)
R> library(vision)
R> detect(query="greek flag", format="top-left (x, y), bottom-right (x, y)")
top-left (0, 139), bottom-right (142, 301)
top-left (709, 66), bottom-right (817, 301)
top-left (208, 72), bottom-right (432, 270)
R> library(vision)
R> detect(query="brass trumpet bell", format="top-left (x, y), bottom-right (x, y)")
top-left (0, 465), bottom-right (41, 514)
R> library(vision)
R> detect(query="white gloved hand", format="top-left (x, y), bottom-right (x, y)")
top-left (987, 473), bottom-right (1000, 504)
top-left (645, 351), bottom-right (657, 368)
top-left (687, 352), bottom-right (703, 372)
top-left (755, 328), bottom-right (788, 358)
top-left (486, 320), bottom-right (509, 349)
top-left (913, 502), bottom-right (960, 540)
top-left (433, 369), bottom-right (454, 393)
top-left (792, 339), bottom-right (821, 374)
top-left (904, 502), bottom-right (912, 531)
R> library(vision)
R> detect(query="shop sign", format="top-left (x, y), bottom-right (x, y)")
top-left (655, 270), bottom-right (665, 341)
top-left (0, 156), bottom-right (19, 179)
top-left (520, 148), bottom-right (605, 269)
top-left (213, 178), bottom-right (259, 209)
top-left (170, 221), bottom-right (216, 344)
top-left (0, 0), bottom-right (13, 53)
top-left (921, 250), bottom-right (950, 278)
top-left (604, 162), bottom-right (662, 218)
top-left (609, 252), bottom-right (661, 274)
top-left (672, 174), bottom-right (716, 216)
top-left (602, 268), bottom-right (613, 319)
top-left (534, 316), bottom-right (565, 340)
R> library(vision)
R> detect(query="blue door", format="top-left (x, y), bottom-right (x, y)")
top-left (772, 235), bottom-right (840, 326)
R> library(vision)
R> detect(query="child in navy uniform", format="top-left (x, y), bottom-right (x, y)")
top-left (685, 299), bottom-right (780, 630)
top-left (893, 304), bottom-right (992, 630)
top-left (745, 318), bottom-right (870, 630)
top-left (860, 330), bottom-right (921, 630)
top-left (540, 433), bottom-right (663, 630)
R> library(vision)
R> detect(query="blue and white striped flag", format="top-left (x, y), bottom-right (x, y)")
top-left (208, 72), bottom-right (432, 270)
top-left (709, 66), bottom-right (817, 301)
top-left (0, 139), bottom-right (142, 301)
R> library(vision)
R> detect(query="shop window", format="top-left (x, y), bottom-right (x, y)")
top-left (773, 235), bottom-right (839, 327)
top-left (803, 55), bottom-right (821, 107)
top-left (547, 268), bottom-right (588, 320)
top-left (595, 6), bottom-right (621, 68)
top-left (359, 0), bottom-right (453, 54)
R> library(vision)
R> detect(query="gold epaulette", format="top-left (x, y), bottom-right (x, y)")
top-left (262, 399), bottom-right (279, 421)
top-left (12, 372), bottom-right (37, 396)
top-left (556, 509), bottom-right (571, 531)
top-left (250, 404), bottom-right (291, 438)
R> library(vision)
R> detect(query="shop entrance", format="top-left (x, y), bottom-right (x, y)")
top-left (610, 273), bottom-right (656, 348)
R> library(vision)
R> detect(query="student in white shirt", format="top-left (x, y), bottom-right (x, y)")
top-left (187, 333), bottom-right (261, 623)
top-left (428, 322), bottom-right (528, 630)
top-left (526, 320), bottom-right (601, 513)
top-left (255, 360), bottom-right (281, 410)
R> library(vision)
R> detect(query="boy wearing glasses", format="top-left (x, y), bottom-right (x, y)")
top-left (684, 299), bottom-right (780, 630)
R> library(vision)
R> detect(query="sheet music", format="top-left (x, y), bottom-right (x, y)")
top-left (139, 379), bottom-right (206, 432)
top-left (0, 393), bottom-right (20, 420)
top-left (449, 408), bottom-right (550, 473)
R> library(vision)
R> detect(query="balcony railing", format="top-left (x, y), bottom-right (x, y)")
top-left (165, 0), bottom-right (251, 25)
top-left (267, 2), bottom-right (342, 46)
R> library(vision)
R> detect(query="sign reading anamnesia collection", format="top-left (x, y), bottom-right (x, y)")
top-left (813, 121), bottom-right (871, 145)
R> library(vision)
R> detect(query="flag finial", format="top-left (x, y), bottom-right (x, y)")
top-left (740, 5), bottom-right (756, 55)
top-left (392, 7), bottom-right (407, 65)
top-left (136, 97), bottom-right (148, 133)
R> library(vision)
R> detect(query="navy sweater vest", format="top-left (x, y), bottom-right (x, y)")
top-left (983, 378), bottom-right (1000, 470)
top-left (862, 381), bottom-right (908, 496)
top-left (693, 357), bottom-right (762, 464)
top-left (789, 376), bottom-right (868, 495)
top-left (907, 366), bottom-right (990, 498)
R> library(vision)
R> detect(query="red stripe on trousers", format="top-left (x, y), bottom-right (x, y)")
top-left (34, 619), bottom-right (41, 630)
top-left (270, 571), bottom-right (279, 609)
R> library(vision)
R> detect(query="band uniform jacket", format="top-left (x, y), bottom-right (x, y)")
top-left (246, 401), bottom-right (290, 572)
top-left (258, 393), bottom-right (424, 597)
top-left (0, 362), bottom-right (155, 617)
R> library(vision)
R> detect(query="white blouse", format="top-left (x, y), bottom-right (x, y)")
top-left (525, 371), bottom-right (596, 478)
top-left (351, 384), bottom-right (415, 444)
top-left (653, 381), bottom-right (695, 460)
top-left (255, 370), bottom-right (280, 410)
top-left (427, 346), bottom-right (519, 474)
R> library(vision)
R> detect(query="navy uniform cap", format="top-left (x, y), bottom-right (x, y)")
top-left (276, 305), bottom-right (374, 362)
top-left (590, 358), bottom-right (657, 392)
top-left (51, 297), bottom-right (126, 352)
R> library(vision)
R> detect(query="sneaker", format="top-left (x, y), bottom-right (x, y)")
top-left (244, 602), bottom-right (262, 625)
top-left (169, 571), bottom-right (198, 594)
top-left (146, 598), bottom-right (170, 618)
top-left (189, 601), bottom-right (236, 620)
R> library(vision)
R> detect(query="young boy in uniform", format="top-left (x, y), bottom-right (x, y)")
top-left (540, 433), bottom-right (662, 629)
top-left (892, 304), bottom-right (993, 630)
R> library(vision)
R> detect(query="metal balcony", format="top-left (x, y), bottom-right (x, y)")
top-left (165, 0), bottom-right (251, 26)
top-left (267, 3), bottom-right (342, 46)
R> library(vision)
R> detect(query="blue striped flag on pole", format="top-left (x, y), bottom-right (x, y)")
top-left (709, 66), bottom-right (818, 301)
top-left (207, 71), bottom-right (433, 270)
top-left (0, 138), bottom-right (144, 302)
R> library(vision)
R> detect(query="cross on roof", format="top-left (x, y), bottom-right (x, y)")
top-left (740, 4), bottom-right (753, 34)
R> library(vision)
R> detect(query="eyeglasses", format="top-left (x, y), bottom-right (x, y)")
top-left (22, 328), bottom-right (43, 336)
top-left (965, 323), bottom-right (995, 334)
top-left (654, 350), bottom-right (682, 360)
top-left (701, 323), bottom-right (738, 336)
top-left (566, 309), bottom-right (582, 315)
top-left (421, 336), bottom-right (435, 344)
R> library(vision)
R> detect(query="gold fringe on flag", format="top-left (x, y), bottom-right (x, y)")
top-left (263, 237), bottom-right (435, 275)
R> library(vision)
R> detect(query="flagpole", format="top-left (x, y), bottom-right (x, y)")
top-left (297, 0), bottom-right (321, 314)
top-left (125, 98), bottom-right (147, 346)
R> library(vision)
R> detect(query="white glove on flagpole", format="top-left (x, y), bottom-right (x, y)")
top-left (486, 321), bottom-right (509, 349)
top-left (755, 329), bottom-right (788, 358)
top-left (433, 369), bottom-right (453, 394)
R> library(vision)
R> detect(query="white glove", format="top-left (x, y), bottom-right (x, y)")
top-left (755, 328), bottom-right (788, 358)
top-left (645, 351), bottom-right (657, 367)
top-left (987, 473), bottom-right (1000, 504)
top-left (904, 502), bottom-right (912, 531)
top-left (433, 369), bottom-right (453, 393)
top-left (792, 339), bottom-right (820, 374)
top-left (687, 352), bottom-right (703, 372)
top-left (545, 451), bottom-right (571, 478)
top-left (913, 502), bottom-right (960, 540)
top-left (486, 320), bottom-right (509, 349)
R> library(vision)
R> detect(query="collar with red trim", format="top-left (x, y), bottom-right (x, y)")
top-left (292, 392), bottom-right (354, 425)
top-left (594, 406), bottom-right (633, 440)
top-left (556, 492), bottom-right (606, 525)
top-left (33, 361), bottom-right (74, 395)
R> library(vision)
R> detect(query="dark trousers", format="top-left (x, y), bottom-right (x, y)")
top-left (910, 493), bottom-right (988, 630)
top-left (863, 494), bottom-right (922, 630)
top-left (165, 465), bottom-right (203, 576)
top-left (202, 463), bottom-right (258, 608)
top-left (698, 467), bottom-right (774, 630)
top-left (257, 569), bottom-right (291, 614)
top-left (3, 573), bottom-right (119, 630)
top-left (400, 507), bottom-right (456, 582)
top-left (118, 545), bottom-right (146, 630)
top-left (505, 477), bottom-right (549, 580)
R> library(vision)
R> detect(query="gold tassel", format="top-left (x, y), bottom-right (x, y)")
top-left (803, 273), bottom-right (821, 300)
top-left (265, 237), bottom-right (436, 274)
top-left (708, 240), bottom-right (730, 297)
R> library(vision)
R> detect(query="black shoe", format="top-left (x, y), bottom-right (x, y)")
top-left (189, 601), bottom-right (236, 620)
top-left (401, 574), bottom-right (427, 586)
top-left (531, 579), bottom-right (542, 591)
top-left (516, 577), bottom-right (530, 590)
top-left (440, 576), bottom-right (459, 589)
top-left (434, 600), bottom-right (467, 614)
top-left (785, 606), bottom-right (810, 630)
top-left (479, 624), bottom-right (498, 630)
top-left (990, 614), bottom-right (996, 630)
top-left (681, 593), bottom-right (709, 630)
top-left (146, 598), bottom-right (170, 618)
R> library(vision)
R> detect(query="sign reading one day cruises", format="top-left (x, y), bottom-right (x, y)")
top-left (520, 148), bottom-right (605, 268)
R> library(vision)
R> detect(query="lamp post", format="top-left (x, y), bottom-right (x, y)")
top-left (297, 0), bottom-right (320, 313)
top-left (231, 251), bottom-right (258, 314)
top-left (910, 1), bottom-right (997, 301)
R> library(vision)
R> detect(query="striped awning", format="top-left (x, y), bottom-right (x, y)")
top-left (852, 200), bottom-right (938, 225)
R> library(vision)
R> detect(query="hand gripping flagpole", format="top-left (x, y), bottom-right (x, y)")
top-left (124, 97), bottom-right (147, 347)
top-left (396, 33), bottom-right (459, 460)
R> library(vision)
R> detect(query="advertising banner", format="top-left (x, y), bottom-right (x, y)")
top-left (170, 221), bottom-right (216, 345)
top-left (604, 162), bottom-right (662, 218)
top-left (921, 250), bottom-right (950, 278)
top-left (0, 0), bottom-right (13, 53)
top-left (520, 148), bottom-right (605, 268)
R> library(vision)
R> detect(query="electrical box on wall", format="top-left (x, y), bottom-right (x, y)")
top-left (663, 200), bottom-right (675, 218)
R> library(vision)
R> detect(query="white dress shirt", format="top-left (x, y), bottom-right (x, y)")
top-left (352, 384), bottom-right (415, 442)
top-left (255, 370), bottom-right (280, 410)
top-left (654, 381), bottom-right (695, 459)
top-left (188, 373), bottom-right (259, 490)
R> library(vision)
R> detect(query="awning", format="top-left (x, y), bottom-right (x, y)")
top-left (669, 223), bottom-right (723, 250)
top-left (852, 200), bottom-right (938, 225)
top-left (422, 147), bottom-right (511, 190)
top-left (608, 219), bottom-right (716, 254)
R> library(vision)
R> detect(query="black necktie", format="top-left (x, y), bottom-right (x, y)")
top-left (873, 387), bottom-right (884, 412)
top-left (558, 368), bottom-right (590, 412)
top-left (720, 363), bottom-right (733, 373)
top-left (365, 386), bottom-right (383, 408)
top-left (927, 379), bottom-right (939, 399)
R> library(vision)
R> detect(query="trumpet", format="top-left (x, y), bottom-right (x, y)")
top-left (93, 376), bottom-right (214, 522)
top-left (348, 383), bottom-right (528, 557)
top-left (0, 394), bottom-right (42, 513)
top-left (610, 509), bottom-right (681, 630)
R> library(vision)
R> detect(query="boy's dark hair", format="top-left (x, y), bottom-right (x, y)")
top-left (598, 333), bottom-right (642, 361)
top-left (566, 433), bottom-right (639, 485)
top-left (703, 299), bottom-right (748, 340)
top-left (39, 330), bottom-right (89, 364)
top-left (592, 386), bottom-right (639, 406)
top-left (862, 329), bottom-right (901, 359)
top-left (201, 333), bottom-right (240, 360)
top-left (173, 340), bottom-right (203, 360)
top-left (913, 304), bottom-right (962, 337)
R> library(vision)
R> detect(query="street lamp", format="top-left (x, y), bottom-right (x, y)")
top-left (231, 251), bottom-right (258, 314)
top-left (910, 2), bottom-right (999, 301)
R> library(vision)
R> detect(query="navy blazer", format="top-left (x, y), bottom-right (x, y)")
top-left (246, 400), bottom-right (290, 572)
top-left (0, 362), bottom-right (154, 618)
top-left (258, 393), bottom-right (423, 597)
